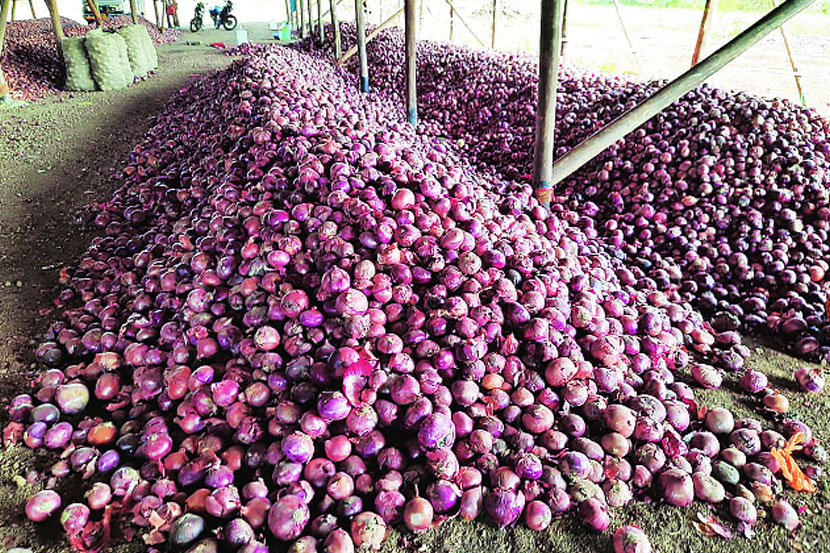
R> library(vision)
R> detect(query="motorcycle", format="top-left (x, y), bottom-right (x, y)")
top-left (209, 1), bottom-right (238, 31)
top-left (190, 0), bottom-right (237, 32)
top-left (189, 2), bottom-right (206, 32)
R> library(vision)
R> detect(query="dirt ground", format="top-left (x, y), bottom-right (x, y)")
top-left (0, 15), bottom-right (829, 553)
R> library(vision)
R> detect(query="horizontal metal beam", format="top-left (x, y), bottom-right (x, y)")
top-left (551, 0), bottom-right (817, 187)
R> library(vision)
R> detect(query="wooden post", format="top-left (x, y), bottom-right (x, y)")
top-left (86, 0), bottom-right (104, 26)
top-left (610, 0), bottom-right (641, 72)
top-left (10, 0), bottom-right (16, 22)
top-left (330, 0), bottom-right (341, 58)
top-left (691, 0), bottom-right (716, 66)
top-left (560, 0), bottom-right (568, 56)
top-left (449, 1), bottom-right (453, 41)
top-left (339, 6), bottom-right (401, 64)
top-left (443, 0), bottom-right (485, 47)
top-left (532, 0), bottom-right (564, 206)
top-left (551, 0), bottom-right (818, 187)
top-left (771, 0), bottom-right (805, 105)
top-left (0, 0), bottom-right (10, 101)
top-left (355, 0), bottom-right (369, 92)
top-left (299, 0), bottom-right (305, 37)
top-left (44, 0), bottom-right (64, 47)
top-left (153, 0), bottom-right (160, 28)
top-left (130, 0), bottom-right (138, 23)
top-left (418, 0), bottom-right (423, 31)
top-left (405, 0), bottom-right (417, 126)
top-left (307, 0), bottom-right (312, 36)
top-left (490, 0), bottom-right (497, 49)
top-left (27, 0), bottom-right (34, 18)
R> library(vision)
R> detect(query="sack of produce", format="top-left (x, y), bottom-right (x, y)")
top-left (61, 36), bottom-right (95, 91)
top-left (112, 33), bottom-right (135, 85)
top-left (84, 29), bottom-right (128, 91)
top-left (138, 25), bottom-right (159, 70)
top-left (117, 25), bottom-right (151, 78)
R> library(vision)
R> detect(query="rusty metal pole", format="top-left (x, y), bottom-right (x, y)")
top-left (691, 0), bottom-right (717, 66)
top-left (490, 0), bottom-right (498, 48)
top-left (771, 0), bottom-right (806, 105)
top-left (532, 0), bottom-right (564, 207)
top-left (551, 0), bottom-right (818, 187)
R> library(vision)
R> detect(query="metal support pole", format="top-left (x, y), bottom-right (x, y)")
top-left (320, 0), bottom-right (345, 21)
top-left (611, 0), bottom-right (641, 72)
top-left (355, 0), bottom-right (369, 92)
top-left (560, 0), bottom-right (569, 57)
top-left (341, 6), bottom-right (402, 62)
top-left (551, 0), bottom-right (817, 187)
top-left (405, 0), bottom-right (417, 126)
top-left (532, 0), bottom-right (564, 207)
top-left (307, 0), bottom-right (313, 36)
top-left (318, 0), bottom-right (323, 42)
top-left (10, 0), bottom-right (16, 22)
top-left (491, 0), bottom-right (498, 49)
top-left (129, 0), bottom-right (138, 23)
top-left (28, 0), bottom-right (34, 19)
top-left (443, 0), bottom-right (485, 47)
top-left (300, 0), bottom-right (306, 37)
top-left (771, 0), bottom-right (805, 105)
top-left (340, 5), bottom-right (401, 63)
top-left (330, 0), bottom-right (341, 58)
top-left (691, 0), bottom-right (716, 66)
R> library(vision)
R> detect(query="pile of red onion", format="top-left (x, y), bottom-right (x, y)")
top-left (1, 16), bottom-right (178, 100)
top-left (301, 24), bottom-right (830, 366)
top-left (6, 35), bottom-right (824, 553)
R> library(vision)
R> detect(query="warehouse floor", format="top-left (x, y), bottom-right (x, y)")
top-left (0, 23), bottom-right (828, 553)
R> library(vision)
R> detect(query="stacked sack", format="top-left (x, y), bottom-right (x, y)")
top-left (117, 24), bottom-right (158, 78)
top-left (64, 25), bottom-right (158, 92)
top-left (61, 36), bottom-right (95, 91)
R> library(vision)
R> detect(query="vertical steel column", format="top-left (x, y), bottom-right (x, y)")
top-left (355, 0), bottom-right (369, 92)
top-left (405, 0), bottom-right (417, 126)
top-left (491, 0), bottom-right (498, 48)
top-left (531, 0), bottom-right (564, 207)
top-left (330, 0), bottom-right (342, 58)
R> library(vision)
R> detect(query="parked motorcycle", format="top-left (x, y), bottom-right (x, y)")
top-left (209, 1), bottom-right (238, 31)
top-left (189, 2), bottom-right (206, 32)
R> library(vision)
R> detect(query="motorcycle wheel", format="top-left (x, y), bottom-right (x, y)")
top-left (190, 18), bottom-right (202, 32)
top-left (222, 15), bottom-right (238, 30)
